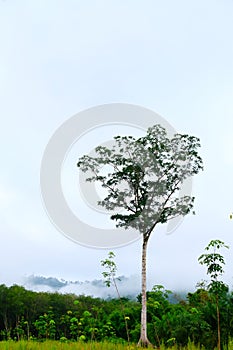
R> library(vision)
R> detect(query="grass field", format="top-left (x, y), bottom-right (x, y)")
top-left (0, 340), bottom-right (225, 350)
top-left (0, 341), bottom-right (133, 350)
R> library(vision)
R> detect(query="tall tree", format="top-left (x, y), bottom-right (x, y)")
top-left (77, 124), bottom-right (203, 347)
top-left (198, 239), bottom-right (229, 350)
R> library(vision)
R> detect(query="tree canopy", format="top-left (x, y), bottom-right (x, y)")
top-left (78, 124), bottom-right (203, 235)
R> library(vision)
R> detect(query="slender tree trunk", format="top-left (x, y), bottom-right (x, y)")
top-left (138, 235), bottom-right (152, 347)
top-left (216, 296), bottom-right (221, 350)
top-left (3, 314), bottom-right (10, 340)
top-left (27, 322), bottom-right (30, 341)
top-left (112, 274), bottom-right (130, 344)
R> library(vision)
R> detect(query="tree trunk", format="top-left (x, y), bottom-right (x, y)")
top-left (138, 235), bottom-right (152, 347)
top-left (216, 297), bottom-right (221, 350)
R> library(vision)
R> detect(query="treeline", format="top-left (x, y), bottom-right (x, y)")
top-left (0, 284), bottom-right (233, 349)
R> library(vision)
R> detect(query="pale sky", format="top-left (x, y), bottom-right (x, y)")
top-left (1, 0), bottom-right (233, 295)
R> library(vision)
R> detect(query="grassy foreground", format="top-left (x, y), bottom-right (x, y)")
top-left (0, 340), bottom-right (223, 350)
top-left (0, 341), bottom-right (134, 350)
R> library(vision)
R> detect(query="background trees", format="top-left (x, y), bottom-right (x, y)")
top-left (0, 281), bottom-right (232, 347)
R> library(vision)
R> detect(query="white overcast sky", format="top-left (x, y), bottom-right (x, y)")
top-left (1, 0), bottom-right (233, 293)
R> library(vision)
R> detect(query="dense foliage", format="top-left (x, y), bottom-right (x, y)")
top-left (0, 284), bottom-right (232, 349)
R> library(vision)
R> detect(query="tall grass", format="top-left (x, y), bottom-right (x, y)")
top-left (0, 340), bottom-right (134, 350)
top-left (0, 340), bottom-right (231, 350)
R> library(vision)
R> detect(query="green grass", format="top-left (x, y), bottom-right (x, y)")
top-left (0, 340), bottom-right (231, 350)
top-left (0, 341), bottom-right (135, 350)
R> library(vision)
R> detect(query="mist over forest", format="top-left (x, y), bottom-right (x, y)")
top-left (23, 274), bottom-right (141, 299)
